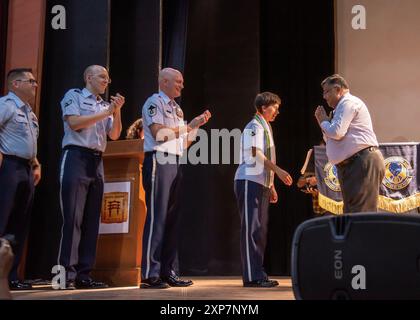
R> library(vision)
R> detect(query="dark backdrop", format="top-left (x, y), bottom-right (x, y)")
top-left (0, 0), bottom-right (8, 93)
top-left (25, 0), bottom-right (334, 279)
top-left (178, 0), bottom-right (334, 276)
top-left (109, 0), bottom-right (161, 136)
top-left (260, 1), bottom-right (335, 275)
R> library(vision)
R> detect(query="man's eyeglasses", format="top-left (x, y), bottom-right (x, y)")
top-left (15, 79), bottom-right (38, 85)
top-left (323, 86), bottom-right (340, 96)
top-left (93, 75), bottom-right (112, 83)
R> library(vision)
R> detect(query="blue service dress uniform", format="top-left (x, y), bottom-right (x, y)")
top-left (234, 113), bottom-right (276, 283)
top-left (58, 88), bottom-right (113, 282)
top-left (141, 91), bottom-right (186, 280)
top-left (0, 92), bottom-right (39, 281)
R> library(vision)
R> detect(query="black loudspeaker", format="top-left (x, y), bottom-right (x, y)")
top-left (291, 213), bottom-right (420, 300)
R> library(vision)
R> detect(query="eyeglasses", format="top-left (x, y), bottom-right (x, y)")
top-left (15, 79), bottom-right (38, 85)
top-left (323, 86), bottom-right (340, 96)
top-left (93, 74), bottom-right (112, 83)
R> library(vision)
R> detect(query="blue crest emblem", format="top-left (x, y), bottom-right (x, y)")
top-left (383, 157), bottom-right (413, 190)
top-left (324, 162), bottom-right (341, 192)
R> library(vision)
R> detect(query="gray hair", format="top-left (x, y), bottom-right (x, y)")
top-left (321, 74), bottom-right (349, 89)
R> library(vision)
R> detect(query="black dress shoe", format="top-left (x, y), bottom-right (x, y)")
top-left (63, 281), bottom-right (76, 290)
top-left (9, 280), bottom-right (33, 291)
top-left (243, 279), bottom-right (279, 288)
top-left (140, 277), bottom-right (170, 289)
top-left (75, 279), bottom-right (108, 289)
top-left (161, 275), bottom-right (193, 287)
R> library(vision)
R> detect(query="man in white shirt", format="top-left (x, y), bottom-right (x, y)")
top-left (315, 74), bottom-right (385, 213)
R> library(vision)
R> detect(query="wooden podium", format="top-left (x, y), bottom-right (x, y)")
top-left (91, 139), bottom-right (146, 286)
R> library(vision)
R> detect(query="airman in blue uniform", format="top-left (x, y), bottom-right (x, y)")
top-left (140, 68), bottom-right (211, 289)
top-left (234, 92), bottom-right (293, 287)
top-left (0, 68), bottom-right (41, 290)
top-left (58, 65), bottom-right (125, 289)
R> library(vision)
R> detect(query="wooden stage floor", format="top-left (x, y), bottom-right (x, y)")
top-left (11, 277), bottom-right (295, 300)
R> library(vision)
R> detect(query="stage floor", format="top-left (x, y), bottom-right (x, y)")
top-left (11, 277), bottom-right (295, 300)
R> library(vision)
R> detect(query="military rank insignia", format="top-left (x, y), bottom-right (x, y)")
top-left (148, 104), bottom-right (157, 116)
top-left (64, 100), bottom-right (73, 108)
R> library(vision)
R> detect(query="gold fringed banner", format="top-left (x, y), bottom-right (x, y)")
top-left (378, 193), bottom-right (420, 213)
top-left (318, 193), bottom-right (343, 215)
top-left (319, 192), bottom-right (420, 214)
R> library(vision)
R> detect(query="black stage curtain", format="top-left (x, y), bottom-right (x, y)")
top-left (0, 0), bottom-right (8, 94)
top-left (179, 0), bottom-right (334, 276)
top-left (179, 0), bottom-right (261, 276)
top-left (109, 0), bottom-right (161, 137)
top-left (25, 0), bottom-right (111, 279)
top-left (162, 0), bottom-right (189, 73)
top-left (261, 1), bottom-right (335, 275)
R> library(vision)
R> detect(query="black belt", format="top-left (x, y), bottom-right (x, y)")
top-left (2, 154), bottom-right (32, 167)
top-left (64, 145), bottom-right (102, 157)
top-left (336, 146), bottom-right (378, 168)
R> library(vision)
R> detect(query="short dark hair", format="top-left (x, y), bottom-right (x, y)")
top-left (126, 118), bottom-right (143, 139)
top-left (7, 68), bottom-right (33, 83)
top-left (321, 74), bottom-right (349, 89)
top-left (254, 92), bottom-right (281, 113)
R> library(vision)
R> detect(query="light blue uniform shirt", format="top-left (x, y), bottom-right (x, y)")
top-left (60, 88), bottom-right (113, 152)
top-left (0, 92), bottom-right (39, 159)
top-left (235, 116), bottom-right (276, 188)
top-left (142, 91), bottom-right (185, 156)
top-left (321, 92), bottom-right (379, 164)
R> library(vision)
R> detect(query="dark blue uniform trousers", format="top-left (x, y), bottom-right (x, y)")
top-left (0, 155), bottom-right (34, 281)
top-left (234, 179), bottom-right (270, 283)
top-left (141, 152), bottom-right (182, 280)
top-left (58, 146), bottom-right (104, 281)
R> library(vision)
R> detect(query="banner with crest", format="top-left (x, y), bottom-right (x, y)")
top-left (314, 143), bottom-right (420, 215)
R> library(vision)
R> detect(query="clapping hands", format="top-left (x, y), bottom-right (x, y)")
top-left (189, 110), bottom-right (212, 129)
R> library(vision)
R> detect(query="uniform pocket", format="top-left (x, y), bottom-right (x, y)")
top-left (80, 102), bottom-right (96, 115)
top-left (32, 119), bottom-right (40, 137)
top-left (163, 106), bottom-right (174, 118)
top-left (13, 112), bottom-right (30, 136)
top-left (15, 113), bottom-right (29, 124)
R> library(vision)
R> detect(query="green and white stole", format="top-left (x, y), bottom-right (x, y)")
top-left (254, 113), bottom-right (274, 187)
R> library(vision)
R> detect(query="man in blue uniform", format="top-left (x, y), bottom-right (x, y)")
top-left (58, 65), bottom-right (125, 289)
top-left (140, 68), bottom-right (211, 289)
top-left (0, 68), bottom-right (41, 290)
top-left (234, 92), bottom-right (293, 287)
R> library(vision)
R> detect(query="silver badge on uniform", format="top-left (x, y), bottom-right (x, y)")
top-left (176, 107), bottom-right (183, 118)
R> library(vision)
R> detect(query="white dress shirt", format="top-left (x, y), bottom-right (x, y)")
top-left (321, 92), bottom-right (379, 164)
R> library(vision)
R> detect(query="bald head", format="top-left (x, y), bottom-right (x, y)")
top-left (159, 68), bottom-right (184, 100)
top-left (158, 68), bottom-right (184, 99)
top-left (84, 65), bottom-right (107, 83)
top-left (83, 65), bottom-right (111, 96)
top-left (159, 68), bottom-right (182, 83)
